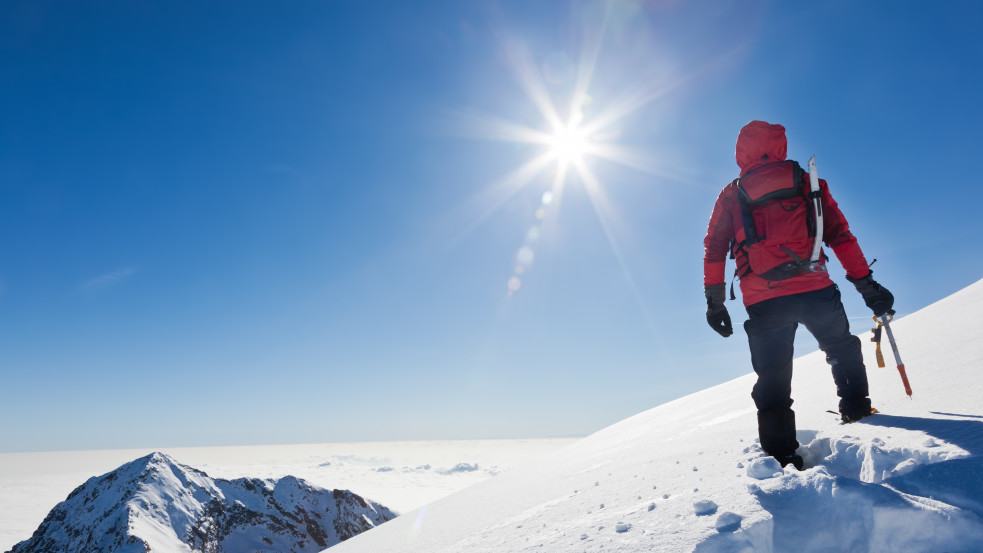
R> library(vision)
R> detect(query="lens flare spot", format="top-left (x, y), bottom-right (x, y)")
top-left (541, 191), bottom-right (554, 205)
top-left (526, 226), bottom-right (541, 242)
top-left (516, 246), bottom-right (535, 266)
top-left (508, 276), bottom-right (522, 292)
top-left (543, 51), bottom-right (574, 85)
top-left (536, 208), bottom-right (546, 220)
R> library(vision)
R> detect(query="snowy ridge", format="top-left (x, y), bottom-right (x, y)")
top-left (8, 452), bottom-right (396, 553)
top-left (329, 278), bottom-right (983, 553)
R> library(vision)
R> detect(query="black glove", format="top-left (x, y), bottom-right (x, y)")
top-left (705, 284), bottom-right (733, 337)
top-left (847, 272), bottom-right (895, 317)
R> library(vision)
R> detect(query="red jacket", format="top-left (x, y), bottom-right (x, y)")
top-left (703, 121), bottom-right (871, 306)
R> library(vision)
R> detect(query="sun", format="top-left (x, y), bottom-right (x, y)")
top-left (548, 119), bottom-right (592, 166)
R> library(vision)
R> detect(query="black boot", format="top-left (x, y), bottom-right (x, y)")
top-left (775, 453), bottom-right (804, 471)
top-left (840, 397), bottom-right (874, 423)
top-left (757, 407), bottom-right (800, 458)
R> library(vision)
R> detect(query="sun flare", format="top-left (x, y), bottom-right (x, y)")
top-left (455, 18), bottom-right (676, 301)
top-left (548, 121), bottom-right (592, 166)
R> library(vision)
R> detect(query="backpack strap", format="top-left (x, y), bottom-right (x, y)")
top-left (807, 156), bottom-right (824, 263)
top-left (734, 175), bottom-right (763, 246)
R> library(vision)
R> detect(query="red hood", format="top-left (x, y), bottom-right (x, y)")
top-left (736, 121), bottom-right (787, 175)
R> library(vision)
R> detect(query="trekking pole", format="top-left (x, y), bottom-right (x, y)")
top-left (876, 313), bottom-right (912, 397)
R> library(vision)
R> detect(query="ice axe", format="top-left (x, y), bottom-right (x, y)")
top-left (871, 312), bottom-right (912, 397)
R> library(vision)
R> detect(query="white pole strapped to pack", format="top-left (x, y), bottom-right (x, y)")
top-left (807, 156), bottom-right (824, 264)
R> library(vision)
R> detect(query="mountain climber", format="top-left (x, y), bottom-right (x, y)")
top-left (702, 120), bottom-right (895, 470)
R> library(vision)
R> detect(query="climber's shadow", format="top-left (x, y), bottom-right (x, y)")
top-left (860, 413), bottom-right (983, 457)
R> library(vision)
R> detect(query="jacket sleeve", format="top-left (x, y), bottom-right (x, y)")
top-left (819, 178), bottom-right (871, 280)
top-left (703, 186), bottom-right (735, 287)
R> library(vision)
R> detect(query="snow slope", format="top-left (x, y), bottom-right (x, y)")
top-left (329, 279), bottom-right (983, 553)
top-left (8, 452), bottom-right (396, 553)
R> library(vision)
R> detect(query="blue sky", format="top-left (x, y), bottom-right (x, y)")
top-left (2, 1), bottom-right (981, 453)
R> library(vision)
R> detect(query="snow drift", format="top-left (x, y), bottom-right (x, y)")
top-left (329, 279), bottom-right (983, 553)
top-left (7, 452), bottom-right (396, 553)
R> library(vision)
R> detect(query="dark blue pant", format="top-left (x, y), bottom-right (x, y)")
top-left (744, 285), bottom-right (869, 457)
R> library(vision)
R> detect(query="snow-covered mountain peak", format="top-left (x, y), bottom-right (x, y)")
top-left (133, 451), bottom-right (188, 473)
top-left (8, 453), bottom-right (396, 553)
top-left (115, 450), bottom-right (214, 488)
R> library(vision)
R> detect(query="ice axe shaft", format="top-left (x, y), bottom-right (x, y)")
top-left (879, 314), bottom-right (912, 397)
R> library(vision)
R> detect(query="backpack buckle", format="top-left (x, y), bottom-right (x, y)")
top-left (803, 261), bottom-right (827, 274)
